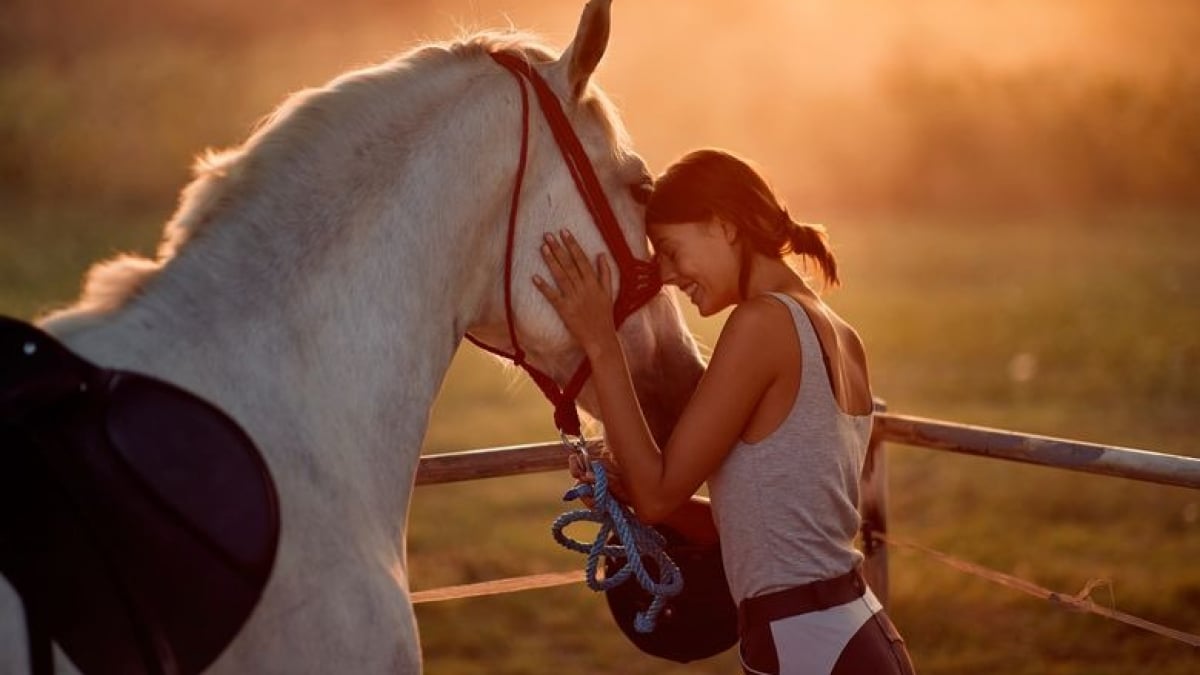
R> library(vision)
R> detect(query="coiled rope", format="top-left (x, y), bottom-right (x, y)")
top-left (551, 459), bottom-right (683, 633)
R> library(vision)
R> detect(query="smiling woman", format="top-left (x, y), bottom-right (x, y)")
top-left (646, 149), bottom-right (838, 317)
top-left (534, 146), bottom-right (909, 674)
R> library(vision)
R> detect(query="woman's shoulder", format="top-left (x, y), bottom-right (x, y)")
top-left (722, 294), bottom-right (795, 338)
top-left (713, 295), bottom-right (800, 366)
top-left (703, 295), bottom-right (798, 396)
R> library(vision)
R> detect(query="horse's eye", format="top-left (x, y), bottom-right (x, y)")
top-left (629, 181), bottom-right (653, 205)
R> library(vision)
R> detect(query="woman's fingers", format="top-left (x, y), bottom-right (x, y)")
top-left (535, 231), bottom-right (620, 349)
top-left (548, 230), bottom-right (584, 281)
top-left (541, 230), bottom-right (601, 288)
top-left (596, 253), bottom-right (612, 298)
top-left (540, 237), bottom-right (577, 292)
top-left (568, 454), bottom-right (595, 482)
top-left (559, 230), bottom-right (595, 280)
top-left (531, 275), bottom-right (562, 309)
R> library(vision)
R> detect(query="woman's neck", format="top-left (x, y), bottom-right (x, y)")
top-left (741, 254), bottom-right (817, 301)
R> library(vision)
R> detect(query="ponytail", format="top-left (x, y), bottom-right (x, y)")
top-left (782, 213), bottom-right (840, 288)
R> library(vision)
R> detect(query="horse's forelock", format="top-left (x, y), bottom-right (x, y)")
top-left (577, 87), bottom-right (634, 166)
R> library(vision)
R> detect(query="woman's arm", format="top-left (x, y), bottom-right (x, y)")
top-left (571, 453), bottom-right (719, 544)
top-left (535, 231), bottom-right (784, 523)
top-left (582, 298), bottom-right (782, 522)
top-left (660, 496), bottom-right (720, 546)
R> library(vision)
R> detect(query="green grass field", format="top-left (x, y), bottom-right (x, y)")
top-left (4, 205), bottom-right (1197, 673)
top-left (414, 209), bottom-right (1200, 674)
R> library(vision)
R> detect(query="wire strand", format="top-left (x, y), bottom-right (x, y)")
top-left (874, 532), bottom-right (1200, 648)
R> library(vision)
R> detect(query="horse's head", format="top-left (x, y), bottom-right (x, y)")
top-left (41, 0), bottom-right (701, 448)
top-left (466, 0), bottom-right (704, 444)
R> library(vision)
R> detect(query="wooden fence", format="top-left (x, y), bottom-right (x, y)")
top-left (414, 408), bottom-right (1200, 607)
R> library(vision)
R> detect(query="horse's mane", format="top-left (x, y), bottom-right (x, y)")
top-left (65, 28), bottom-right (629, 318)
top-left (161, 30), bottom-right (559, 258)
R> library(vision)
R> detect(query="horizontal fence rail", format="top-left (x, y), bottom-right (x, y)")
top-left (415, 441), bottom-right (587, 485)
top-left (411, 412), bottom-right (1200, 646)
top-left (415, 415), bottom-right (1200, 490)
top-left (873, 413), bottom-right (1200, 491)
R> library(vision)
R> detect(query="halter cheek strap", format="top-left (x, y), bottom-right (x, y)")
top-left (465, 51), bottom-right (662, 437)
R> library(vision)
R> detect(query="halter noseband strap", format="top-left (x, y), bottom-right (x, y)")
top-left (464, 51), bottom-right (662, 436)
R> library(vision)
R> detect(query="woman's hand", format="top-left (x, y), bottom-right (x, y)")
top-left (532, 230), bottom-right (618, 358)
top-left (568, 446), bottom-right (631, 505)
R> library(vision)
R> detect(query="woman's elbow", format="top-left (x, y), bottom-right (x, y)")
top-left (632, 496), bottom-right (676, 525)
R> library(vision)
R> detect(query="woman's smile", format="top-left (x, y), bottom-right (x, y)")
top-left (650, 218), bottom-right (738, 315)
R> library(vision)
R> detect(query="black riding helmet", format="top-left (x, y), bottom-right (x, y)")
top-left (603, 525), bottom-right (738, 663)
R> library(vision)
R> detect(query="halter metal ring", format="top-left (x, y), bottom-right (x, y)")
top-left (559, 430), bottom-right (590, 462)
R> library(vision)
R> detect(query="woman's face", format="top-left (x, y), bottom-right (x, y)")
top-left (648, 218), bottom-right (741, 317)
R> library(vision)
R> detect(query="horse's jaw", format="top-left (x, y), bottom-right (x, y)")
top-left (564, 293), bottom-right (705, 447)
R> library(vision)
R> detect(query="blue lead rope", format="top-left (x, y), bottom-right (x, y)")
top-left (551, 460), bottom-right (683, 633)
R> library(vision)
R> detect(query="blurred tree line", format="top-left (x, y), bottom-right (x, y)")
top-left (867, 58), bottom-right (1200, 211)
top-left (2, 0), bottom-right (1197, 216)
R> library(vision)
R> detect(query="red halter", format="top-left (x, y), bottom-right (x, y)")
top-left (464, 51), bottom-right (662, 437)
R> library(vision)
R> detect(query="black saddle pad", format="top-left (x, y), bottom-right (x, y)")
top-left (0, 316), bottom-right (280, 675)
top-left (604, 526), bottom-right (738, 663)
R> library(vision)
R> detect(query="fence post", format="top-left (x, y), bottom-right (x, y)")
top-left (861, 400), bottom-right (889, 607)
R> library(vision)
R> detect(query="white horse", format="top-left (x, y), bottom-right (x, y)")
top-left (1, 1), bottom-right (703, 672)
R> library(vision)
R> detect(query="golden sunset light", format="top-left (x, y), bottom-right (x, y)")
top-left (2, 1), bottom-right (1197, 673)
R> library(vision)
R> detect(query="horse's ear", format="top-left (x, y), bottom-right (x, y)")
top-left (556, 0), bottom-right (612, 101)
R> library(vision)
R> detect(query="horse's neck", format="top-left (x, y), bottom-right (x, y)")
top-left (54, 229), bottom-right (460, 526)
top-left (47, 79), bottom-right (518, 543)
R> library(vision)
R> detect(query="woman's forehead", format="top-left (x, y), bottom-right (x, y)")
top-left (648, 219), bottom-right (711, 243)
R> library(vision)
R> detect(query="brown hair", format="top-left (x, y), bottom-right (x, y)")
top-left (645, 149), bottom-right (839, 293)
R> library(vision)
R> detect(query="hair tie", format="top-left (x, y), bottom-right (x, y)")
top-left (775, 207), bottom-right (793, 235)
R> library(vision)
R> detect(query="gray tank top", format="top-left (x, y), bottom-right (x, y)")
top-left (708, 292), bottom-right (872, 603)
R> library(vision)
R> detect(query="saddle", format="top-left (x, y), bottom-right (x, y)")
top-left (604, 525), bottom-right (738, 663)
top-left (0, 316), bottom-right (280, 675)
